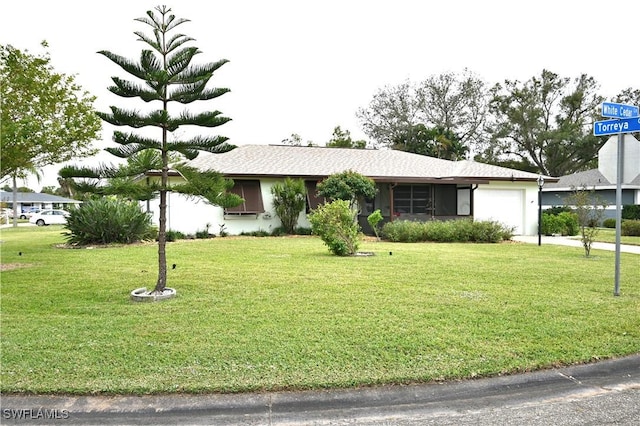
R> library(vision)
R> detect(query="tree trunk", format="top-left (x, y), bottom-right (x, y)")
top-left (154, 188), bottom-right (168, 292)
top-left (12, 175), bottom-right (18, 227)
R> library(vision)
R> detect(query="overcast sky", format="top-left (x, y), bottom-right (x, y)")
top-left (2, 0), bottom-right (639, 190)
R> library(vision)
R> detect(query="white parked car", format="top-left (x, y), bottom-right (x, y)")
top-left (29, 209), bottom-right (70, 226)
top-left (19, 207), bottom-right (43, 219)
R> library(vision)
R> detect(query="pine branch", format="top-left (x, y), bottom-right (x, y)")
top-left (97, 51), bottom-right (146, 80)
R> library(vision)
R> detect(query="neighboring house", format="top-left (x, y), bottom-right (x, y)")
top-left (0, 191), bottom-right (82, 217)
top-left (148, 145), bottom-right (556, 236)
top-left (542, 135), bottom-right (640, 220)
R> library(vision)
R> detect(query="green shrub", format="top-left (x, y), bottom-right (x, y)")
top-left (381, 219), bottom-right (512, 243)
top-left (542, 213), bottom-right (563, 235)
top-left (195, 230), bottom-right (212, 239)
top-left (451, 218), bottom-right (475, 242)
top-left (195, 223), bottom-right (214, 239)
top-left (470, 220), bottom-right (514, 243)
top-left (64, 198), bottom-right (153, 245)
top-left (621, 219), bottom-right (640, 236)
top-left (270, 226), bottom-right (311, 237)
top-left (557, 211), bottom-right (579, 235)
top-left (423, 220), bottom-right (457, 242)
top-left (541, 211), bottom-right (578, 236)
top-left (602, 218), bottom-right (616, 229)
top-left (308, 199), bottom-right (360, 256)
top-left (381, 220), bottom-right (423, 243)
top-left (240, 229), bottom-right (270, 237)
top-left (545, 206), bottom-right (572, 216)
top-left (271, 177), bottom-right (306, 234)
top-left (294, 226), bottom-right (313, 235)
top-left (622, 205), bottom-right (640, 220)
top-left (270, 226), bottom-right (286, 237)
top-left (367, 209), bottom-right (384, 240)
top-left (165, 229), bottom-right (185, 242)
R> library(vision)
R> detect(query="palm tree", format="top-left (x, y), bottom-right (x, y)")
top-left (98, 5), bottom-right (234, 293)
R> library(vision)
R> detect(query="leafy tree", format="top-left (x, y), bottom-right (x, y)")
top-left (281, 133), bottom-right (316, 146)
top-left (271, 177), bottom-right (306, 234)
top-left (567, 186), bottom-right (607, 257)
top-left (0, 42), bottom-right (101, 224)
top-left (40, 186), bottom-right (59, 196)
top-left (356, 69), bottom-right (488, 153)
top-left (326, 126), bottom-right (367, 149)
top-left (392, 124), bottom-right (468, 160)
top-left (86, 6), bottom-right (234, 294)
top-left (316, 170), bottom-right (376, 211)
top-left (1, 185), bottom-right (34, 193)
top-left (418, 69), bottom-right (489, 148)
top-left (357, 80), bottom-right (426, 149)
top-left (611, 88), bottom-right (640, 139)
top-left (479, 70), bottom-right (604, 176)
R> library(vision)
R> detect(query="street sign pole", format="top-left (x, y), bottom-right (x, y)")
top-left (614, 132), bottom-right (623, 296)
top-left (594, 102), bottom-right (639, 297)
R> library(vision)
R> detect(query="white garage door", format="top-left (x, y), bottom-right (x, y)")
top-left (474, 189), bottom-right (524, 235)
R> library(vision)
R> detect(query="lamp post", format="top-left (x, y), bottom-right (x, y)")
top-left (537, 175), bottom-right (545, 246)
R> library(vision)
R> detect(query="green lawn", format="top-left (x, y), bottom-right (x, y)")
top-left (583, 228), bottom-right (640, 246)
top-left (1, 226), bottom-right (639, 395)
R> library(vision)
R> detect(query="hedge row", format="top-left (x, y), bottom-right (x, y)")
top-left (381, 219), bottom-right (514, 243)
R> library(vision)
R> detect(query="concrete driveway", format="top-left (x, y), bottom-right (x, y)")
top-left (511, 235), bottom-right (640, 254)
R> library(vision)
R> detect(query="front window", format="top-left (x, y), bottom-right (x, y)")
top-left (225, 180), bottom-right (264, 214)
top-left (305, 181), bottom-right (326, 212)
top-left (393, 184), bottom-right (432, 215)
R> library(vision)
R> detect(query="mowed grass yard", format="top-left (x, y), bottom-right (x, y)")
top-left (1, 226), bottom-right (639, 395)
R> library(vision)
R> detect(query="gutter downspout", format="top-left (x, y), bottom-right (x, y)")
top-left (470, 184), bottom-right (478, 218)
top-left (389, 183), bottom-right (397, 222)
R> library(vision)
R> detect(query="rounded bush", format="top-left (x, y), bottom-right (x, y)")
top-left (621, 219), bottom-right (640, 237)
top-left (542, 212), bottom-right (578, 236)
top-left (64, 198), bottom-right (154, 245)
top-left (309, 199), bottom-right (360, 256)
top-left (602, 218), bottom-right (616, 229)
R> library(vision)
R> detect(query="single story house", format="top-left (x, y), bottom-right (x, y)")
top-left (149, 144), bottom-right (556, 236)
top-left (0, 191), bottom-right (82, 217)
top-left (542, 134), bottom-right (640, 220)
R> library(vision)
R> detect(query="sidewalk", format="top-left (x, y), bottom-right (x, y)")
top-left (511, 235), bottom-right (640, 254)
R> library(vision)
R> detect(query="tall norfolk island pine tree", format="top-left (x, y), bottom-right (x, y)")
top-left (98, 6), bottom-right (234, 294)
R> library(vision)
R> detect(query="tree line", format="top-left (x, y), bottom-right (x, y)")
top-left (356, 69), bottom-right (640, 176)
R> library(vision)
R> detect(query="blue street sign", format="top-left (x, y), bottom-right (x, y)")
top-left (601, 102), bottom-right (639, 119)
top-left (593, 117), bottom-right (640, 136)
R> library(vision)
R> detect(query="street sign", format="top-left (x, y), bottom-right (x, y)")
top-left (601, 102), bottom-right (639, 119)
top-left (593, 117), bottom-right (640, 136)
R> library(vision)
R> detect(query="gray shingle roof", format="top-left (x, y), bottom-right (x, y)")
top-left (0, 191), bottom-right (80, 204)
top-left (188, 145), bottom-right (551, 182)
top-left (544, 169), bottom-right (640, 189)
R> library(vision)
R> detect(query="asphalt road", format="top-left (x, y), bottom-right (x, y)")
top-left (2, 355), bottom-right (638, 425)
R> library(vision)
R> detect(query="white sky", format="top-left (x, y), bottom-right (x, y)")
top-left (2, 0), bottom-right (638, 190)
